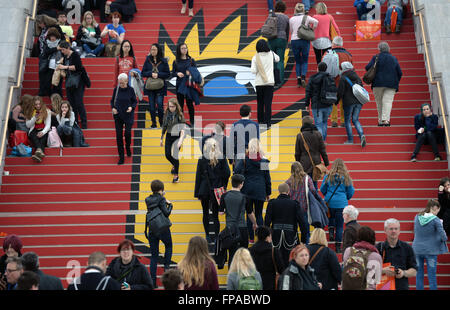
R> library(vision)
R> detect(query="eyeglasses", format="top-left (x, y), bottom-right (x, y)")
top-left (6, 268), bottom-right (19, 273)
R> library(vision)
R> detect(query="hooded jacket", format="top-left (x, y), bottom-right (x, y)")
top-left (249, 241), bottom-right (286, 290)
top-left (412, 213), bottom-right (448, 255)
top-left (295, 123), bottom-right (329, 174)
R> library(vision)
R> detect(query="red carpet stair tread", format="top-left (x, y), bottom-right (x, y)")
top-left (1, 0), bottom-right (449, 289)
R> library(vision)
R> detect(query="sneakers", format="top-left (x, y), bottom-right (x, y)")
top-left (181, 3), bottom-right (186, 14)
top-left (172, 175), bottom-right (179, 183)
top-left (343, 140), bottom-right (353, 145)
top-left (32, 148), bottom-right (45, 162)
top-left (188, 8), bottom-right (194, 17)
top-left (410, 155), bottom-right (417, 162)
top-left (434, 156), bottom-right (442, 161)
top-left (361, 135), bottom-right (367, 148)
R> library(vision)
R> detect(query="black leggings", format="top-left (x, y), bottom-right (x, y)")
top-left (165, 134), bottom-right (180, 174)
top-left (177, 93), bottom-right (195, 125)
top-left (313, 47), bottom-right (330, 64)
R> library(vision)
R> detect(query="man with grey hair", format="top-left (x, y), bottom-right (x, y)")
top-left (342, 205), bottom-right (360, 253)
top-left (365, 41), bottom-right (402, 127)
top-left (5, 256), bottom-right (24, 290)
top-left (375, 218), bottom-right (417, 290)
top-left (322, 36), bottom-right (353, 128)
top-left (21, 252), bottom-right (63, 290)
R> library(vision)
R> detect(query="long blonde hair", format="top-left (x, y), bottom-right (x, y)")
top-left (228, 248), bottom-right (257, 278)
top-left (326, 158), bottom-right (352, 186)
top-left (288, 161), bottom-right (307, 191)
top-left (178, 236), bottom-right (216, 288)
top-left (203, 138), bottom-right (222, 167)
top-left (82, 11), bottom-right (98, 28)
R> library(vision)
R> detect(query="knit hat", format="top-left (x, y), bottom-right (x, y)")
top-left (341, 61), bottom-right (354, 72)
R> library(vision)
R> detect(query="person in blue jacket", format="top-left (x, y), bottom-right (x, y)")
top-left (354, 0), bottom-right (381, 20)
top-left (412, 199), bottom-right (448, 290)
top-left (234, 138), bottom-right (272, 242)
top-left (320, 158), bottom-right (355, 253)
top-left (365, 41), bottom-right (402, 126)
top-left (142, 43), bottom-right (170, 128)
top-left (411, 103), bottom-right (442, 162)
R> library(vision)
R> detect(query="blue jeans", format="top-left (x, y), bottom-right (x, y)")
top-left (148, 91), bottom-right (165, 125)
top-left (385, 7), bottom-right (403, 27)
top-left (302, 0), bottom-right (315, 11)
top-left (82, 43), bottom-right (105, 56)
top-left (343, 104), bottom-right (364, 142)
top-left (290, 39), bottom-right (310, 78)
top-left (416, 254), bottom-right (438, 290)
top-left (328, 208), bottom-right (344, 242)
top-left (148, 229), bottom-right (173, 287)
top-left (312, 106), bottom-right (333, 141)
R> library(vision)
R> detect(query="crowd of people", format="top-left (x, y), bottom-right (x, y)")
top-left (2, 0), bottom-right (449, 291)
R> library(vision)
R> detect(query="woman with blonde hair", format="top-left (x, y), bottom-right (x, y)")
top-left (285, 161), bottom-right (316, 244)
top-left (235, 138), bottom-right (272, 243)
top-left (178, 236), bottom-right (219, 290)
top-left (320, 158), bottom-right (355, 253)
top-left (25, 96), bottom-right (52, 163)
top-left (76, 11), bottom-right (104, 57)
top-left (311, 2), bottom-right (340, 64)
top-left (194, 138), bottom-right (230, 244)
top-left (226, 248), bottom-right (263, 290)
top-left (307, 228), bottom-right (341, 290)
top-left (160, 98), bottom-right (187, 183)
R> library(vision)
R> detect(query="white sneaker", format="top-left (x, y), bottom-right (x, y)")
top-left (181, 3), bottom-right (186, 14)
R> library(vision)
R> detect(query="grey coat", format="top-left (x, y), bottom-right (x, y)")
top-left (412, 215), bottom-right (448, 255)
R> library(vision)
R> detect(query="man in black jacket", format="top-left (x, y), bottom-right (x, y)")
top-left (21, 252), bottom-right (64, 290)
top-left (264, 183), bottom-right (304, 266)
top-left (67, 251), bottom-right (121, 290)
top-left (342, 205), bottom-right (361, 253)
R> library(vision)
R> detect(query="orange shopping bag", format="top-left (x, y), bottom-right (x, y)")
top-left (376, 263), bottom-right (396, 290)
top-left (355, 20), bottom-right (381, 41)
top-left (390, 6), bottom-right (398, 32)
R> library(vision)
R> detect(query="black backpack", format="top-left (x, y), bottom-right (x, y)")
top-left (320, 73), bottom-right (338, 106)
top-left (144, 202), bottom-right (172, 238)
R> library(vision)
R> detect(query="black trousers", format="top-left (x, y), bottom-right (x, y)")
top-left (114, 115), bottom-right (132, 160)
top-left (200, 195), bottom-right (220, 241)
top-left (38, 68), bottom-right (62, 97)
top-left (228, 227), bottom-right (249, 268)
top-left (67, 84), bottom-right (87, 127)
top-left (165, 133), bottom-right (180, 174)
top-left (256, 85), bottom-right (274, 127)
top-left (413, 131), bottom-right (440, 157)
top-left (313, 47), bottom-right (330, 64)
top-left (29, 129), bottom-right (48, 152)
top-left (177, 93), bottom-right (195, 125)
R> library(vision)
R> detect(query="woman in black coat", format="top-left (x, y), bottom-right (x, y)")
top-left (249, 226), bottom-right (286, 290)
top-left (142, 43), bottom-right (171, 128)
top-left (39, 27), bottom-right (63, 97)
top-left (57, 41), bottom-right (90, 129)
top-left (106, 240), bottom-right (153, 290)
top-left (234, 138), bottom-right (272, 242)
top-left (111, 73), bottom-right (137, 165)
top-left (194, 138), bottom-right (230, 243)
top-left (306, 228), bottom-right (341, 290)
top-left (438, 177), bottom-right (450, 236)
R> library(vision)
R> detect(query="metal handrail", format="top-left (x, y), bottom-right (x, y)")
top-left (0, 0), bottom-right (38, 168)
top-left (411, 0), bottom-right (450, 153)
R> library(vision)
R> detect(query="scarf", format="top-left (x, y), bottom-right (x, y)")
top-left (353, 241), bottom-right (379, 254)
top-left (46, 39), bottom-right (60, 49)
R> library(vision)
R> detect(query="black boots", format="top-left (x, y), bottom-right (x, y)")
top-left (328, 226), bottom-right (335, 242)
top-left (335, 242), bottom-right (342, 254)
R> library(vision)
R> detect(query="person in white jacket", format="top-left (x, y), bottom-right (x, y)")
top-left (251, 39), bottom-right (279, 128)
top-left (25, 96), bottom-right (52, 162)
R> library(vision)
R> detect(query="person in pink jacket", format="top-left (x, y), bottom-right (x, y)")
top-left (311, 2), bottom-right (340, 64)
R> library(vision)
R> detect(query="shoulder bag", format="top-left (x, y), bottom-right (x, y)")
top-left (297, 15), bottom-right (315, 41)
top-left (363, 54), bottom-right (379, 84)
top-left (145, 61), bottom-right (165, 90)
top-left (309, 245), bottom-right (325, 264)
top-left (66, 71), bottom-right (81, 89)
top-left (299, 131), bottom-right (328, 181)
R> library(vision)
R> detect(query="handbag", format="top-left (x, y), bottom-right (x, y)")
top-left (344, 76), bottom-right (370, 105)
top-left (363, 54), bottom-right (379, 84)
top-left (47, 126), bottom-right (62, 148)
top-left (66, 72), bottom-right (81, 89)
top-left (309, 246), bottom-right (325, 264)
top-left (299, 132), bottom-right (328, 181)
top-left (376, 244), bottom-right (396, 290)
top-left (272, 51), bottom-right (281, 85)
top-left (81, 35), bottom-right (101, 48)
top-left (329, 15), bottom-right (339, 41)
top-left (297, 14), bottom-right (315, 41)
top-left (145, 61), bottom-right (165, 90)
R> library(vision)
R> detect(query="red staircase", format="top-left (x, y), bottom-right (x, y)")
top-left (1, 0), bottom-right (449, 289)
